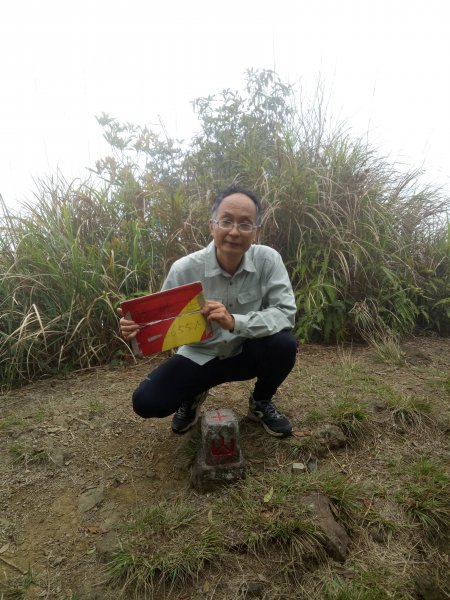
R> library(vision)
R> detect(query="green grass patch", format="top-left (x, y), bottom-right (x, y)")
top-left (108, 498), bottom-right (222, 597)
top-left (319, 572), bottom-right (411, 600)
top-left (0, 416), bottom-right (27, 431)
top-left (395, 457), bottom-right (449, 539)
top-left (304, 408), bottom-right (327, 426)
top-left (108, 468), bottom-right (366, 595)
top-left (109, 529), bottom-right (222, 597)
top-left (8, 442), bottom-right (49, 465)
top-left (363, 508), bottom-right (404, 542)
top-left (87, 399), bottom-right (106, 416)
top-left (329, 397), bottom-right (369, 439)
top-left (127, 500), bottom-right (199, 536)
top-left (386, 394), bottom-right (434, 428)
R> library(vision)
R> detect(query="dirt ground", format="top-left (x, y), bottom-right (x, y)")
top-left (0, 337), bottom-right (449, 599)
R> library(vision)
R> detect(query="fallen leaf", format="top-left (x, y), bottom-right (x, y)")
top-left (207, 508), bottom-right (213, 523)
top-left (292, 430), bottom-right (312, 437)
top-left (0, 543), bottom-right (10, 554)
top-left (85, 526), bottom-right (108, 535)
top-left (248, 458), bottom-right (264, 464)
top-left (203, 580), bottom-right (210, 593)
top-left (263, 486), bottom-right (274, 503)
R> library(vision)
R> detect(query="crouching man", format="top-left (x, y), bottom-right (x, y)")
top-left (119, 186), bottom-right (298, 437)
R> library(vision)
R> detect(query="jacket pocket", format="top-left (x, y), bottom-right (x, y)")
top-left (237, 289), bottom-right (263, 307)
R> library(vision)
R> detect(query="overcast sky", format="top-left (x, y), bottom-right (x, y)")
top-left (1, 0), bottom-right (449, 210)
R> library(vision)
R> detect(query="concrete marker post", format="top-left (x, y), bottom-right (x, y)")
top-left (191, 408), bottom-right (246, 492)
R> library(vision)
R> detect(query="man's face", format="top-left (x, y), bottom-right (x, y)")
top-left (209, 193), bottom-right (259, 267)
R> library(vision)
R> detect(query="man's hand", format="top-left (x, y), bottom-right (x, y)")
top-left (117, 307), bottom-right (139, 340)
top-left (202, 300), bottom-right (235, 331)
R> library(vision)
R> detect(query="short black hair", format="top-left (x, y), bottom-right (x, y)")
top-left (211, 186), bottom-right (262, 225)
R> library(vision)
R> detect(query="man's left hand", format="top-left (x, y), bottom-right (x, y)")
top-left (202, 300), bottom-right (235, 331)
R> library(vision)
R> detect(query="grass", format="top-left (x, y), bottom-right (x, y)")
top-left (329, 397), bottom-right (369, 439)
top-left (1, 70), bottom-right (448, 390)
top-left (127, 500), bottom-right (199, 535)
top-left (108, 530), bottom-right (223, 597)
top-left (396, 457), bottom-right (450, 539)
top-left (87, 399), bottom-right (106, 416)
top-left (387, 394), bottom-right (434, 429)
top-left (0, 416), bottom-right (26, 431)
top-left (319, 572), bottom-right (412, 600)
top-left (372, 335), bottom-right (407, 366)
top-left (0, 569), bottom-right (35, 600)
top-left (107, 467), bottom-right (366, 596)
top-left (1, 339), bottom-right (448, 598)
top-left (365, 511), bottom-right (402, 543)
top-left (107, 500), bottom-right (223, 597)
top-left (8, 442), bottom-right (49, 466)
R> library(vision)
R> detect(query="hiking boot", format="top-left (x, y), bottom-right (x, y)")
top-left (247, 396), bottom-right (293, 437)
top-left (171, 391), bottom-right (208, 434)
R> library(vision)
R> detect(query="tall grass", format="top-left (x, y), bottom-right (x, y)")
top-left (0, 178), bottom-right (180, 389)
top-left (1, 69), bottom-right (448, 390)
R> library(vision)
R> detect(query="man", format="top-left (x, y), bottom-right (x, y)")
top-left (119, 186), bottom-right (298, 437)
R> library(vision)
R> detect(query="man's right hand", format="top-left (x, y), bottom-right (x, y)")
top-left (117, 307), bottom-right (139, 340)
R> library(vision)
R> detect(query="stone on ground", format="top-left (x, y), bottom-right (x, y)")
top-left (299, 492), bottom-right (350, 562)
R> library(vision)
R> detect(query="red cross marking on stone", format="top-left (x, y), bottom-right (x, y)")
top-left (211, 410), bottom-right (226, 422)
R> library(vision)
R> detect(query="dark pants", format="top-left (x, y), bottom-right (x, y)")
top-left (132, 330), bottom-right (298, 418)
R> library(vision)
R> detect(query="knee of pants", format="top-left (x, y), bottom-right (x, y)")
top-left (132, 385), bottom-right (171, 419)
top-left (269, 330), bottom-right (298, 361)
top-left (132, 387), bottom-right (149, 418)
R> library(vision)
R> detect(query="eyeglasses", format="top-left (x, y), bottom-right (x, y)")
top-left (211, 219), bottom-right (258, 233)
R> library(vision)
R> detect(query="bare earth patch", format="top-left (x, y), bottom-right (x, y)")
top-left (1, 337), bottom-right (449, 599)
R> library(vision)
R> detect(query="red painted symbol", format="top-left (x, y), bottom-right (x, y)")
top-left (211, 435), bottom-right (235, 457)
top-left (211, 410), bottom-right (226, 422)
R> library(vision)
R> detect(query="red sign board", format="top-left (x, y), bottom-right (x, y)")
top-left (121, 282), bottom-right (213, 356)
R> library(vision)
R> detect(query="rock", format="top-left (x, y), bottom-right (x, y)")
top-left (100, 510), bottom-right (123, 529)
top-left (145, 469), bottom-right (159, 480)
top-left (312, 424), bottom-right (346, 455)
top-left (240, 580), bottom-right (265, 597)
top-left (292, 462), bottom-right (307, 474)
top-left (306, 455), bottom-right (318, 473)
top-left (299, 493), bottom-right (350, 562)
top-left (77, 486), bottom-right (105, 513)
top-left (47, 446), bottom-right (65, 467)
top-left (95, 531), bottom-right (120, 560)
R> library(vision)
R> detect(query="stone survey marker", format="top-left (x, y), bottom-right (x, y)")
top-left (191, 408), bottom-right (246, 491)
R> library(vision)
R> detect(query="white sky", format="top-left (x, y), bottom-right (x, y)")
top-left (1, 0), bottom-right (449, 210)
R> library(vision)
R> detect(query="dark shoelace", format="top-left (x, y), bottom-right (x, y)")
top-left (263, 403), bottom-right (284, 420)
top-left (176, 402), bottom-right (192, 417)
